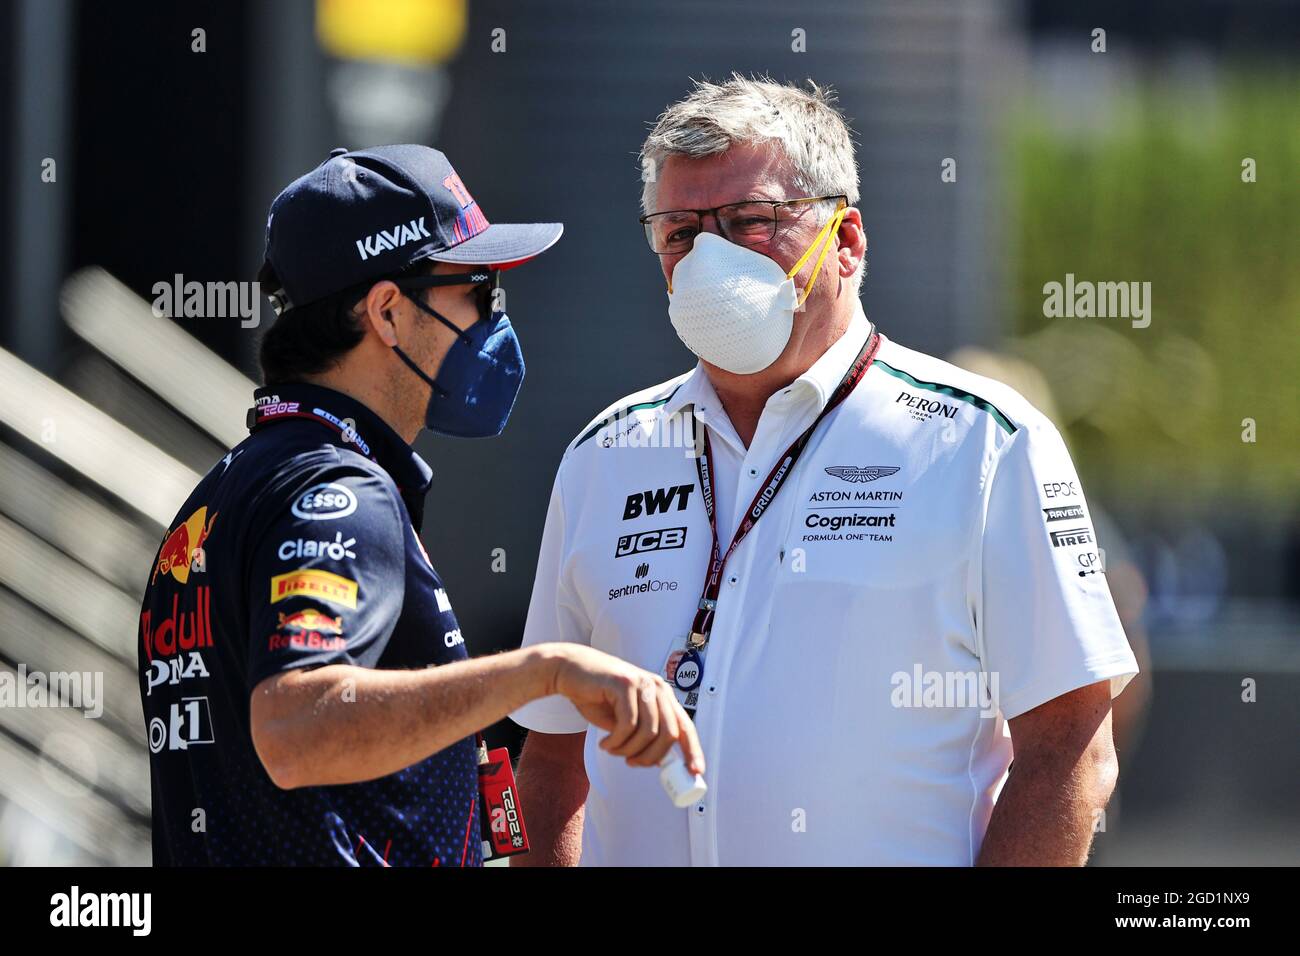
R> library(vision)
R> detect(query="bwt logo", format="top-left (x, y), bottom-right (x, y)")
top-left (623, 484), bottom-right (694, 520)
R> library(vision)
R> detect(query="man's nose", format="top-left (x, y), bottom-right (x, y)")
top-left (698, 211), bottom-right (725, 238)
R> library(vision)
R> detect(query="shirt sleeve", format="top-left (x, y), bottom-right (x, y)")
top-left (509, 466), bottom-right (593, 734)
top-left (977, 417), bottom-right (1139, 720)
top-left (246, 467), bottom-right (406, 691)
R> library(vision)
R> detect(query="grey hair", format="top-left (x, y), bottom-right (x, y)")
top-left (639, 73), bottom-right (863, 288)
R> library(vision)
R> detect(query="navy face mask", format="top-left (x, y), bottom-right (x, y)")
top-left (390, 270), bottom-right (525, 439)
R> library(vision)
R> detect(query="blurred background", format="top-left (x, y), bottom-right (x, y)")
top-left (0, 0), bottom-right (1296, 865)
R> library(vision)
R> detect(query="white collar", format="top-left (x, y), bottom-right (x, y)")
top-left (663, 300), bottom-right (873, 420)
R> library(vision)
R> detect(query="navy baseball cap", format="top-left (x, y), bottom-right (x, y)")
top-left (259, 144), bottom-right (563, 315)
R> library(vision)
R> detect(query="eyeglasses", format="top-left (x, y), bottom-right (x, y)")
top-left (639, 195), bottom-right (847, 255)
top-left (393, 269), bottom-right (501, 315)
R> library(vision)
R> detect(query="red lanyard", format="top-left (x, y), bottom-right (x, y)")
top-left (686, 331), bottom-right (880, 648)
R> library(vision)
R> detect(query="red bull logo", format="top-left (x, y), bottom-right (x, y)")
top-left (152, 506), bottom-right (217, 585)
top-left (141, 587), bottom-right (214, 661)
top-left (277, 609), bottom-right (344, 635)
top-left (268, 631), bottom-right (346, 652)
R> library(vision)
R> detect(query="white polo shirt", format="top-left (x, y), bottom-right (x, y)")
top-left (511, 305), bottom-right (1138, 866)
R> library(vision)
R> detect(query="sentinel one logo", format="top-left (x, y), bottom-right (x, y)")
top-left (890, 666), bottom-right (1000, 719)
top-left (50, 886), bottom-right (151, 936)
top-left (356, 217), bottom-right (432, 260)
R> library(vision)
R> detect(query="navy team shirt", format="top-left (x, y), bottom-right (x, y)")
top-left (138, 383), bottom-right (482, 866)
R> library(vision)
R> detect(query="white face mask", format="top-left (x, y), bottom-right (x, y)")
top-left (666, 207), bottom-right (847, 375)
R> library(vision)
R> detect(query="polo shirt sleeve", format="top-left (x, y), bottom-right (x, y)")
top-left (245, 467), bottom-right (406, 691)
top-left (509, 467), bottom-right (592, 735)
top-left (977, 416), bottom-right (1138, 721)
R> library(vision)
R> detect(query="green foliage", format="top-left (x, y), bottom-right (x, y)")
top-left (1007, 74), bottom-right (1299, 504)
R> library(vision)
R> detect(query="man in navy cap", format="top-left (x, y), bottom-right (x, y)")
top-left (138, 145), bottom-right (703, 866)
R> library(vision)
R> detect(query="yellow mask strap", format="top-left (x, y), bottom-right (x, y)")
top-left (665, 202), bottom-right (848, 300)
top-left (787, 204), bottom-right (847, 306)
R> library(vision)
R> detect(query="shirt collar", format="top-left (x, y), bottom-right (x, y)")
top-left (663, 361), bottom-right (721, 420)
top-left (663, 300), bottom-right (874, 420)
top-left (247, 382), bottom-right (434, 500)
top-left (789, 301), bottom-right (872, 412)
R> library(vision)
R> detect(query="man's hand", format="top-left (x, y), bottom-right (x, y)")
top-left (250, 642), bottom-right (702, 790)
top-left (544, 644), bottom-right (704, 775)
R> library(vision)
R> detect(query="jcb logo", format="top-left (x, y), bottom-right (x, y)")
top-left (615, 527), bottom-right (687, 558)
top-left (623, 484), bottom-right (694, 520)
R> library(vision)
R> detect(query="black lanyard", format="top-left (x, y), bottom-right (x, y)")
top-left (249, 399), bottom-right (378, 465)
top-left (685, 331), bottom-right (880, 649)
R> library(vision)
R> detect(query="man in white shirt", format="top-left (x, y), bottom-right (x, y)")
top-left (510, 75), bottom-right (1138, 866)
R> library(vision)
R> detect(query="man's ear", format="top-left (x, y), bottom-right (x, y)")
top-left (837, 207), bottom-right (866, 280)
top-left (361, 280), bottom-right (402, 347)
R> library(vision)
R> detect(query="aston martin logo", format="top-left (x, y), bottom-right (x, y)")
top-left (824, 465), bottom-right (901, 484)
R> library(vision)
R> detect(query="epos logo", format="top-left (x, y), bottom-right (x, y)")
top-left (616, 526), bottom-right (687, 558)
top-left (1042, 481), bottom-right (1079, 499)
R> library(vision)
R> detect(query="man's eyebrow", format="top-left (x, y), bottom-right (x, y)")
top-left (654, 193), bottom-right (788, 213)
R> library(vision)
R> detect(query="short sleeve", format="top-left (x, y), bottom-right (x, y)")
top-left (978, 418), bottom-right (1138, 720)
top-left (246, 468), bottom-right (406, 690)
top-left (509, 467), bottom-right (592, 734)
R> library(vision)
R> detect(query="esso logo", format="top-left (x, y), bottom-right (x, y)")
top-left (291, 483), bottom-right (358, 521)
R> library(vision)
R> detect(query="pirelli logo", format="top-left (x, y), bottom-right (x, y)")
top-left (1049, 527), bottom-right (1094, 548)
top-left (270, 569), bottom-right (358, 608)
